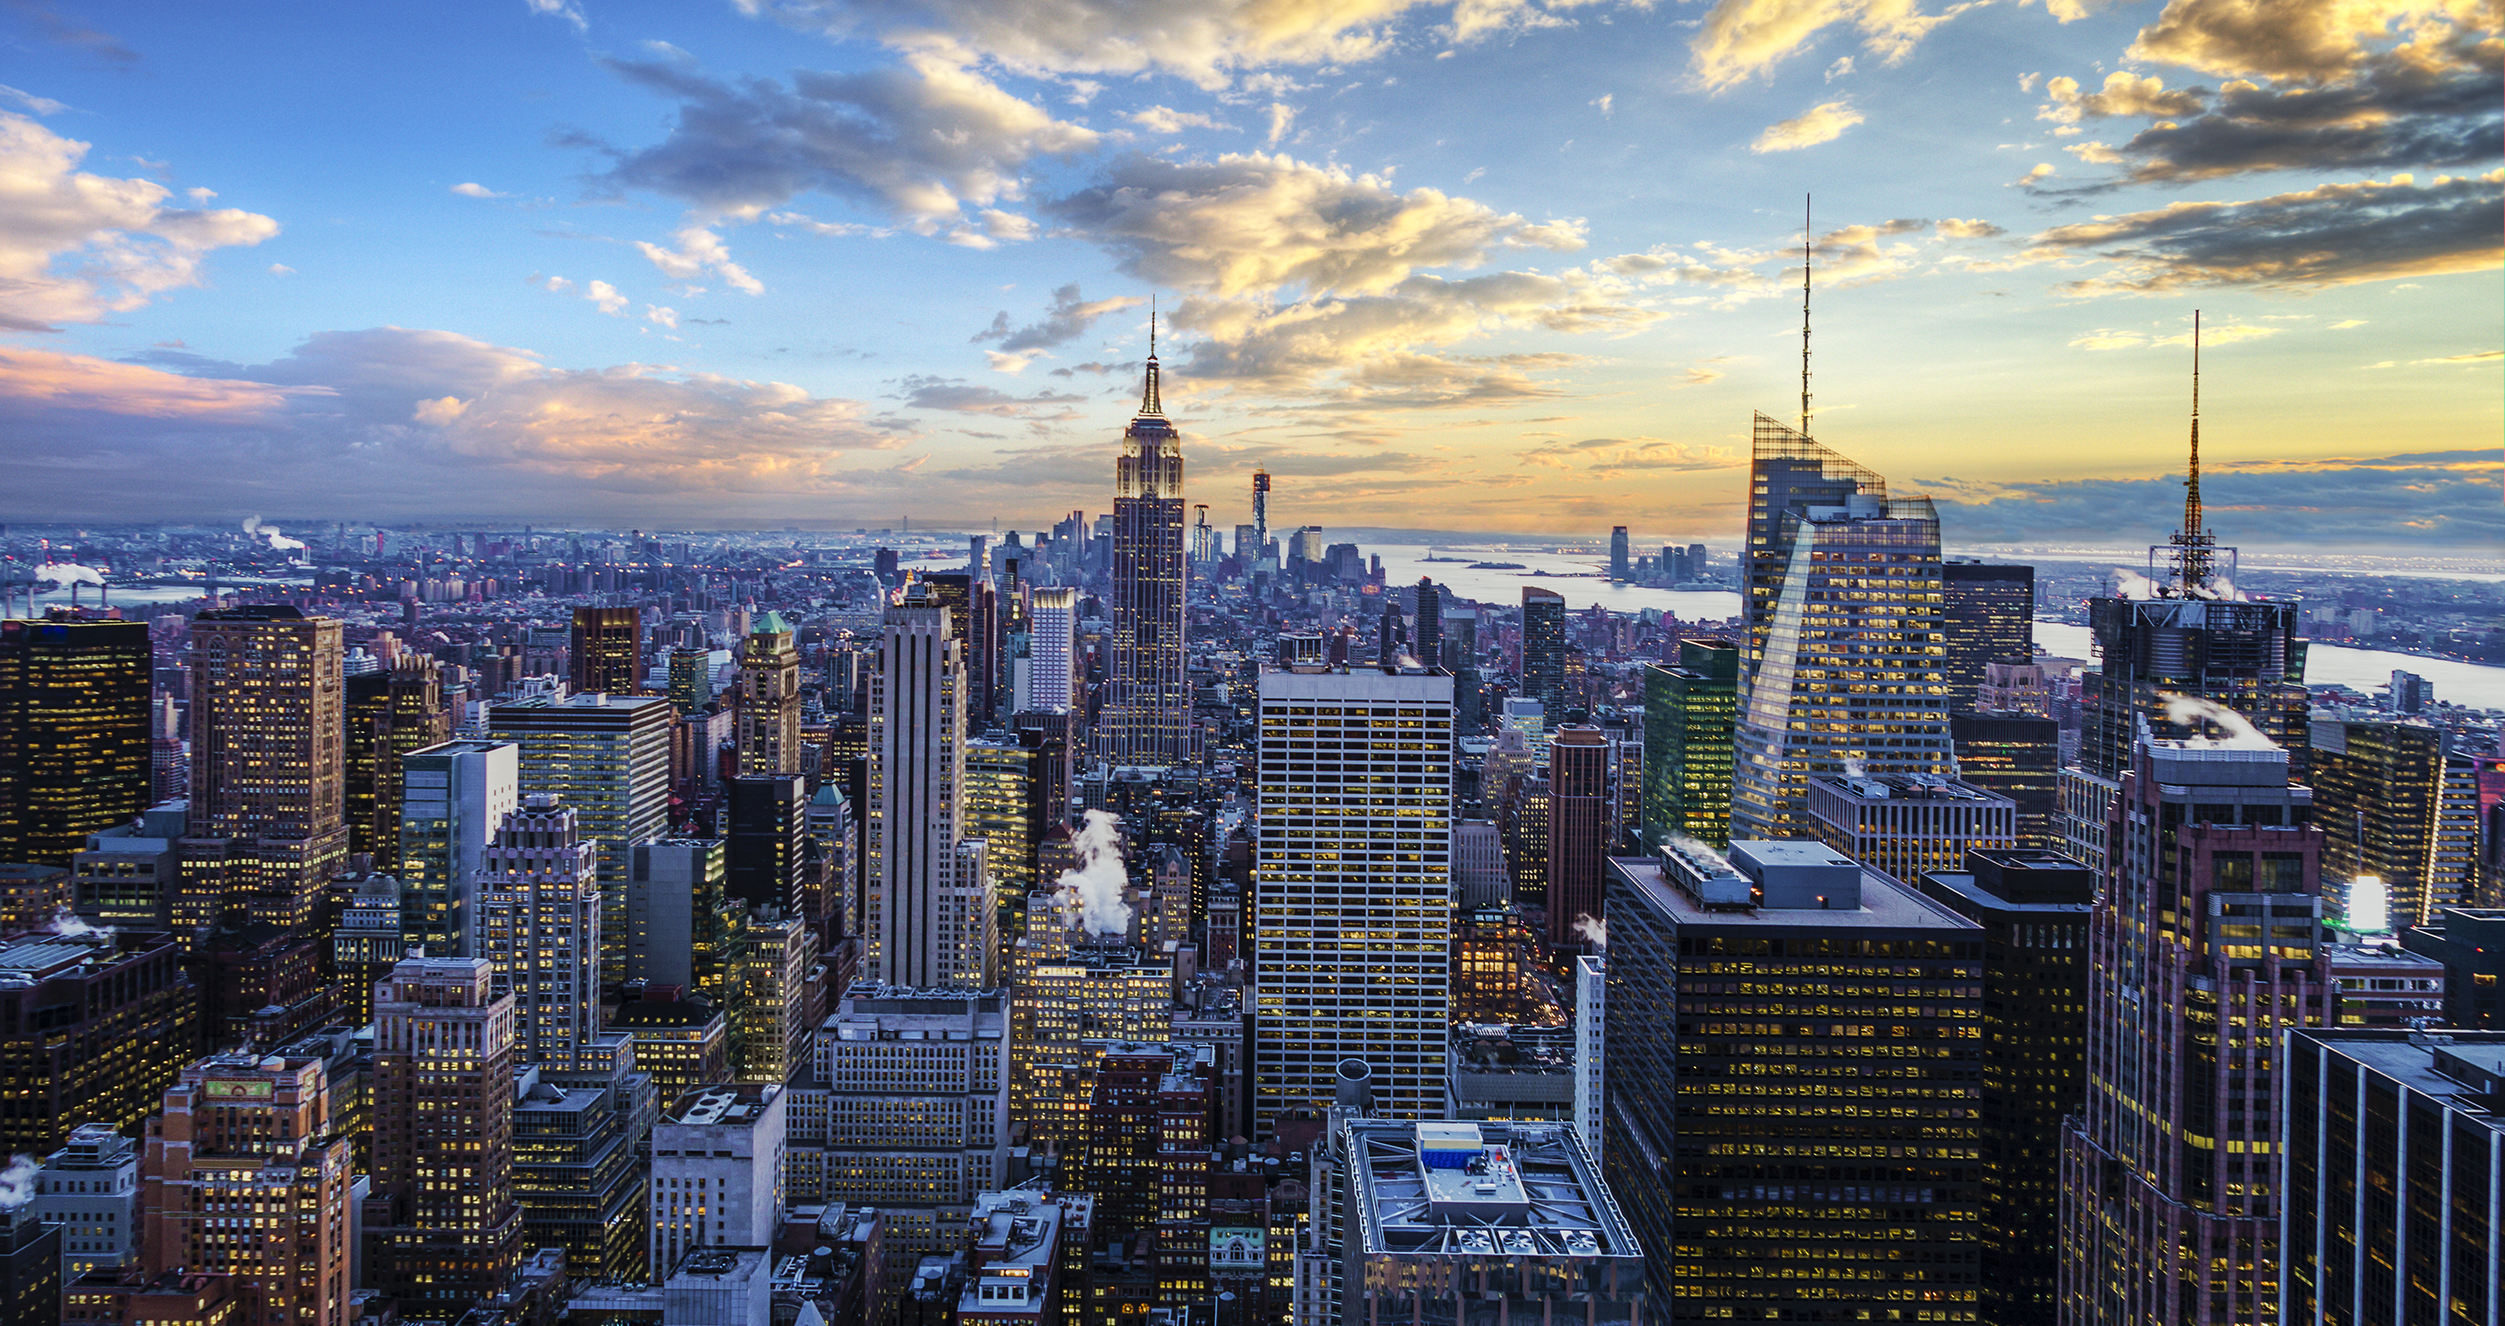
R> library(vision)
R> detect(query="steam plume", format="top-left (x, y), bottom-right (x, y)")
top-left (1572, 914), bottom-right (1607, 949)
top-left (1840, 754), bottom-right (1867, 780)
top-left (41, 906), bottom-right (99, 938)
top-left (241, 515), bottom-right (307, 552)
top-left (0, 1155), bottom-right (37, 1211)
top-left (1052, 809), bottom-right (1134, 936)
top-left (2158, 692), bottom-right (2277, 749)
top-left (2111, 567), bottom-right (2159, 601)
top-left (32, 563), bottom-right (104, 587)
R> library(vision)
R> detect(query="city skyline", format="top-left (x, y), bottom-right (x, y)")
top-left (0, 0), bottom-right (2495, 547)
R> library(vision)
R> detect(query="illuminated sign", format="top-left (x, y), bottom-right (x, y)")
top-left (1209, 1227), bottom-right (1264, 1268)
top-left (203, 1079), bottom-right (274, 1101)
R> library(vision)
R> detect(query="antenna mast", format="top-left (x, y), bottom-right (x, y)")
top-left (2166, 310), bottom-right (2216, 592)
top-left (1800, 194), bottom-right (1813, 438)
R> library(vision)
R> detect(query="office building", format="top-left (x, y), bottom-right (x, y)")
top-left (1573, 953), bottom-right (1603, 1163)
top-left (2325, 942), bottom-right (2445, 1026)
top-left (610, 992), bottom-right (731, 1102)
top-left (329, 870), bottom-right (403, 1028)
top-left (735, 611), bottom-right (802, 775)
top-left (1913, 849), bottom-right (2095, 1326)
top-left (1520, 588), bottom-right (1566, 716)
top-left (34, 1123), bottom-right (139, 1280)
top-left (650, 1084), bottom-right (786, 1274)
top-left (476, 793), bottom-right (602, 1070)
top-left (964, 739), bottom-right (1043, 894)
top-left (569, 606), bottom-right (643, 696)
top-left (343, 656), bottom-right (449, 870)
top-left (0, 617), bottom-right (150, 869)
top-left (1024, 587), bottom-right (1077, 715)
top-left (723, 773), bottom-right (807, 913)
top-left (628, 839), bottom-right (745, 1018)
top-left (1730, 485), bottom-right (1955, 841)
top-left (1255, 668), bottom-right (1454, 1129)
top-left (1007, 917), bottom-right (1174, 1144)
top-left (149, 694), bottom-right (185, 806)
top-left (1640, 636), bottom-right (1739, 848)
top-left (1951, 708), bottom-right (2063, 851)
top-left (0, 861), bottom-right (66, 933)
top-left (180, 606), bottom-right (347, 934)
top-left (1743, 413), bottom-right (1886, 677)
top-left (737, 907), bottom-right (816, 1085)
top-left (0, 1206), bottom-right (57, 1326)
top-left (958, 1185), bottom-right (1075, 1323)
top-left (1441, 607), bottom-right (1482, 733)
top-left (1546, 725), bottom-right (1613, 949)
top-left (365, 956), bottom-right (522, 1317)
top-left (2432, 751), bottom-right (2479, 915)
top-left (2401, 906), bottom-right (2505, 1029)
top-left (667, 644), bottom-right (713, 714)
top-left (0, 929), bottom-right (193, 1156)
top-left (490, 690), bottom-right (671, 986)
top-left (512, 1060), bottom-right (651, 1283)
top-left (70, 801), bottom-right (185, 930)
top-left (1941, 561), bottom-right (2033, 703)
top-left (1609, 525), bottom-right (1631, 582)
top-left (138, 1050), bottom-right (356, 1326)
top-left (1105, 338), bottom-right (1190, 765)
top-left (396, 738), bottom-right (518, 957)
top-left (2280, 1028), bottom-right (2505, 1326)
top-left (2311, 717), bottom-right (2453, 928)
top-left (1604, 839), bottom-right (1985, 1321)
top-left (2058, 732), bottom-right (2332, 1326)
top-left (1806, 772), bottom-right (2016, 886)
top-left (867, 584), bottom-right (995, 989)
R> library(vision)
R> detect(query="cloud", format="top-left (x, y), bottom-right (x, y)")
top-left (1127, 105), bottom-right (1234, 134)
top-left (2014, 162), bottom-right (2058, 185)
top-left (1046, 151), bottom-right (1585, 299)
top-left (898, 375), bottom-right (1086, 417)
top-left (1591, 92), bottom-right (1615, 117)
top-left (267, 263), bottom-right (295, 275)
top-left (1519, 434), bottom-right (1741, 472)
top-left (2031, 170), bottom-right (2505, 293)
top-left (1826, 55), bottom-right (1856, 80)
top-left (1935, 449), bottom-right (2502, 548)
top-left (0, 112), bottom-right (280, 332)
top-left (524, 0), bottom-right (587, 30)
top-left (974, 283), bottom-right (1145, 355)
top-left (1690, 0), bottom-right (1985, 90)
top-left (0, 85), bottom-right (65, 115)
top-left (1265, 102), bottom-right (1297, 146)
top-left (645, 304), bottom-right (679, 328)
top-left (2066, 320), bottom-right (2279, 349)
top-left (1936, 217), bottom-right (2004, 238)
top-left (633, 222), bottom-right (766, 294)
top-left (598, 50), bottom-right (1098, 235)
top-left (450, 182), bottom-right (509, 198)
top-left (0, 328), bottom-right (912, 518)
top-left (1751, 99), bottom-right (1865, 152)
top-left (6, 2), bottom-right (137, 64)
top-left (2038, 72), bottom-right (2208, 124)
top-left (585, 279), bottom-right (628, 314)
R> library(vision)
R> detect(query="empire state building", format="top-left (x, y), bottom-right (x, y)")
top-left (1105, 325), bottom-right (1190, 765)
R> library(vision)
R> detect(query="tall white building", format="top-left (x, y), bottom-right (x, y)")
top-left (1025, 586), bottom-right (1077, 714)
top-left (1573, 953), bottom-right (1605, 1166)
top-left (1255, 667), bottom-right (1455, 1128)
top-left (650, 1084), bottom-right (786, 1276)
top-left (476, 793), bottom-right (602, 1070)
top-left (867, 585), bottom-right (996, 988)
top-left (397, 739), bottom-right (519, 956)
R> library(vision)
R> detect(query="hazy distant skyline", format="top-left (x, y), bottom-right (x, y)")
top-left (0, 0), bottom-right (2495, 546)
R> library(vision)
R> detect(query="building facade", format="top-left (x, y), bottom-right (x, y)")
top-left (867, 585), bottom-right (994, 989)
top-left (476, 793), bottom-right (602, 1070)
top-left (1104, 343), bottom-right (1190, 765)
top-left (180, 607), bottom-right (347, 934)
top-left (489, 691), bottom-right (671, 987)
top-left (0, 617), bottom-right (150, 869)
top-left (366, 956), bottom-right (522, 1318)
top-left (735, 612), bottom-right (802, 776)
top-left (1641, 637), bottom-right (1739, 848)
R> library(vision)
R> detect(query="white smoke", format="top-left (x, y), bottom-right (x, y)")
top-left (0, 1155), bottom-right (37, 1211)
top-left (1840, 754), bottom-right (1867, 780)
top-left (241, 515), bottom-right (307, 553)
top-left (2112, 567), bottom-right (2160, 601)
top-left (41, 907), bottom-right (99, 938)
top-left (1572, 915), bottom-right (1607, 949)
top-left (2198, 575), bottom-right (2248, 602)
top-left (32, 562), bottom-right (104, 587)
top-left (2159, 692), bottom-right (2277, 749)
top-left (1052, 809), bottom-right (1134, 936)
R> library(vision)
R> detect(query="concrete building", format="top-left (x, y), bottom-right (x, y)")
top-left (489, 690), bottom-right (671, 987)
top-left (34, 1123), bottom-right (138, 1280)
top-left (651, 1084), bottom-right (786, 1275)
top-left (867, 583), bottom-right (995, 989)
top-left (476, 793), bottom-right (602, 1069)
top-left (395, 738), bottom-right (518, 957)
top-left (179, 607), bottom-right (348, 934)
top-left (69, 800), bottom-right (186, 929)
top-left (1806, 772), bottom-right (2017, 886)
top-left (365, 956), bottom-right (521, 1318)
top-left (734, 612), bottom-right (802, 776)
top-left (1024, 587), bottom-right (1077, 715)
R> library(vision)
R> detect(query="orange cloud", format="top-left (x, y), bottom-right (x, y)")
top-left (0, 345), bottom-right (291, 418)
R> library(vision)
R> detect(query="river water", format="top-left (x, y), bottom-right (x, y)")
top-left (2032, 621), bottom-right (2505, 711)
top-left (1374, 544), bottom-right (1743, 618)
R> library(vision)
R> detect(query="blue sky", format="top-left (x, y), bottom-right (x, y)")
top-left (1, 0), bottom-right (2496, 547)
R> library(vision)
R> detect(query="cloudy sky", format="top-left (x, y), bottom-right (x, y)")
top-left (1, 0), bottom-right (2496, 547)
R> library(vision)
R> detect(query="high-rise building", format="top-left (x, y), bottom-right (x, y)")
top-left (1609, 526), bottom-right (1631, 582)
top-left (1640, 637), bottom-right (1739, 848)
top-left (36, 1122), bottom-right (139, 1281)
top-left (1545, 725), bottom-right (1613, 949)
top-left (734, 611), bottom-right (801, 775)
top-left (1911, 849), bottom-right (2095, 1326)
top-left (2280, 1028), bottom-right (2505, 1326)
top-left (1951, 708), bottom-right (2063, 850)
top-left (667, 644), bottom-right (712, 714)
top-left (0, 1207), bottom-right (58, 1326)
top-left (2058, 732), bottom-right (2332, 1326)
top-left (1441, 608), bottom-right (1482, 733)
top-left (723, 773), bottom-right (807, 913)
top-left (1806, 772), bottom-right (2017, 886)
top-left (476, 793), bottom-right (602, 1070)
top-left (1744, 413), bottom-right (1885, 678)
top-left (627, 840), bottom-right (746, 1018)
top-left (1105, 338), bottom-right (1189, 766)
top-left (365, 956), bottom-right (522, 1317)
top-left (0, 617), bottom-right (150, 868)
top-left (149, 694), bottom-right (185, 805)
top-left (490, 691), bottom-right (672, 986)
top-left (343, 656), bottom-right (449, 870)
top-left (180, 606), bottom-right (347, 934)
top-left (138, 1051), bottom-right (356, 1326)
top-left (867, 585), bottom-right (995, 989)
top-left (1024, 586), bottom-right (1077, 715)
top-left (1007, 912), bottom-right (1174, 1144)
top-left (1941, 561), bottom-right (2034, 703)
top-left (1251, 468), bottom-right (1271, 565)
top-left (2311, 717), bottom-right (2452, 928)
top-left (736, 907), bottom-right (815, 1085)
top-left (1413, 580), bottom-right (1442, 672)
top-left (512, 1057), bottom-right (652, 1283)
top-left (1730, 485), bottom-right (1954, 841)
top-left (2399, 905), bottom-right (2505, 1029)
top-left (964, 740), bottom-right (1042, 895)
top-left (0, 930), bottom-right (194, 1156)
top-left (1255, 668), bottom-right (1454, 1129)
top-left (1604, 839), bottom-right (1985, 1321)
top-left (396, 738), bottom-right (519, 957)
top-left (1520, 588), bottom-right (1566, 716)
top-left (649, 1084), bottom-right (786, 1274)
top-left (568, 606), bottom-right (643, 696)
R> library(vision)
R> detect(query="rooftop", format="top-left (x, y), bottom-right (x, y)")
top-left (1346, 1119), bottom-right (1643, 1264)
top-left (1613, 855), bottom-right (1979, 933)
top-left (664, 1083), bottom-right (779, 1127)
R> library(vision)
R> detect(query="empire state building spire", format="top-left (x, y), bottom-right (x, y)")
top-left (1106, 301), bottom-right (1189, 764)
top-left (1139, 308), bottom-right (1164, 417)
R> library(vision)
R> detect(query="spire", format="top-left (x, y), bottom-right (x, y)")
top-left (2168, 310), bottom-right (2216, 591)
top-left (1800, 193), bottom-right (1813, 438)
top-left (1138, 298), bottom-right (1164, 417)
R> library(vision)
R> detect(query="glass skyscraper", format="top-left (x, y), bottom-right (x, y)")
top-left (1640, 636), bottom-right (1738, 847)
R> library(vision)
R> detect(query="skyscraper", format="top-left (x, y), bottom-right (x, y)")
top-left (1105, 335), bottom-right (1190, 765)
top-left (1942, 560), bottom-right (2033, 702)
top-left (1545, 725), bottom-right (1612, 949)
top-left (476, 793), bottom-right (602, 1070)
top-left (180, 606), bottom-right (348, 933)
top-left (1413, 579), bottom-right (1442, 671)
top-left (2057, 731), bottom-right (2332, 1326)
top-left (1806, 772), bottom-right (2016, 886)
top-left (867, 583), bottom-right (995, 989)
top-left (649, 1084), bottom-right (786, 1275)
top-left (490, 691), bottom-right (671, 986)
top-left (396, 738), bottom-right (519, 957)
top-left (723, 772), bottom-right (808, 913)
top-left (1025, 586), bottom-right (1077, 714)
top-left (2310, 717), bottom-right (2452, 928)
top-left (568, 606), bottom-right (643, 696)
top-left (1254, 668), bottom-right (1454, 1128)
top-left (1609, 526), bottom-right (1630, 582)
top-left (1951, 708), bottom-right (2063, 850)
top-left (734, 610), bottom-right (801, 775)
top-left (0, 616), bottom-right (150, 868)
top-left (1730, 485), bottom-right (1954, 841)
top-left (1744, 413), bottom-right (1884, 678)
top-left (1251, 467), bottom-right (1271, 566)
top-left (343, 656), bottom-right (449, 871)
top-left (1640, 636), bottom-right (1739, 848)
top-left (1520, 587), bottom-right (1566, 716)
top-left (366, 956), bottom-right (522, 1317)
